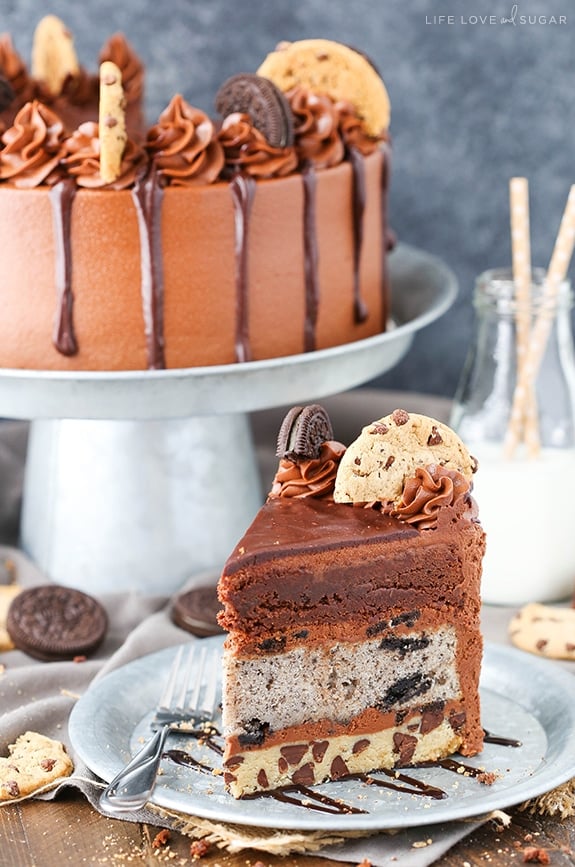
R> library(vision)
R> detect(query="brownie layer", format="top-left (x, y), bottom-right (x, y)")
top-left (219, 498), bottom-right (485, 644)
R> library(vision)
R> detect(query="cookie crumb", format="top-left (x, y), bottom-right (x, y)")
top-left (152, 829), bottom-right (170, 848)
top-left (523, 847), bottom-right (550, 864)
top-left (189, 839), bottom-right (210, 859)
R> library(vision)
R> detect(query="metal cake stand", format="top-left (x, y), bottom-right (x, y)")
top-left (0, 243), bottom-right (456, 594)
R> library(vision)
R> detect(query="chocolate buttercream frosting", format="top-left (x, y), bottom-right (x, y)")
top-left (269, 441), bottom-right (346, 500)
top-left (288, 86), bottom-right (345, 169)
top-left (219, 112), bottom-right (298, 179)
top-left (62, 120), bottom-right (147, 189)
top-left (0, 100), bottom-right (66, 188)
top-left (336, 99), bottom-right (387, 155)
top-left (146, 94), bottom-right (224, 185)
top-left (100, 33), bottom-right (143, 105)
top-left (389, 465), bottom-right (473, 530)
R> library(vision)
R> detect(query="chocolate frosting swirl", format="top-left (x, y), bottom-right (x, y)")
top-left (61, 120), bottom-right (147, 189)
top-left (146, 94), bottom-right (224, 185)
top-left (269, 441), bottom-right (346, 500)
top-left (0, 100), bottom-right (67, 188)
top-left (336, 100), bottom-right (387, 156)
top-left (218, 112), bottom-right (298, 179)
top-left (389, 465), bottom-right (472, 530)
top-left (100, 33), bottom-right (144, 105)
top-left (287, 86), bottom-right (345, 169)
top-left (0, 33), bottom-right (35, 108)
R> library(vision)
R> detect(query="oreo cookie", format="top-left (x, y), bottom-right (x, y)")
top-left (0, 76), bottom-right (15, 113)
top-left (170, 585), bottom-right (224, 637)
top-left (6, 585), bottom-right (108, 661)
top-left (276, 404), bottom-right (334, 462)
top-left (215, 73), bottom-right (294, 148)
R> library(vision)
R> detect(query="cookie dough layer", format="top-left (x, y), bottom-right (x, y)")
top-left (223, 717), bottom-right (462, 798)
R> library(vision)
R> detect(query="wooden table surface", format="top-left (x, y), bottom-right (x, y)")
top-left (1, 792), bottom-right (574, 865)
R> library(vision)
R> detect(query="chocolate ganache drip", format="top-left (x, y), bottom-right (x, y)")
top-left (302, 163), bottom-right (320, 352)
top-left (347, 145), bottom-right (369, 323)
top-left (230, 173), bottom-right (257, 363)
top-left (131, 165), bottom-right (166, 370)
top-left (49, 178), bottom-right (78, 356)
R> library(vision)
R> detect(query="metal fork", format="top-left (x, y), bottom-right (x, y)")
top-left (99, 642), bottom-right (219, 814)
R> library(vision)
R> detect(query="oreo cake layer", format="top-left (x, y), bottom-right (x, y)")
top-left (218, 408), bottom-right (485, 798)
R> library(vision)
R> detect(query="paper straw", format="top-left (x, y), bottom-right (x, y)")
top-left (508, 178), bottom-right (540, 456)
top-left (504, 184), bottom-right (575, 457)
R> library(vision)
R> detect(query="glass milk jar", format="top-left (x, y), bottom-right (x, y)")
top-left (450, 268), bottom-right (575, 604)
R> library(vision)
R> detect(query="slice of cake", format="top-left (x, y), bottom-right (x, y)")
top-left (217, 405), bottom-right (485, 798)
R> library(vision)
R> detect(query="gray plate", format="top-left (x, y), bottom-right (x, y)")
top-left (0, 243), bottom-right (456, 420)
top-left (69, 639), bottom-right (575, 831)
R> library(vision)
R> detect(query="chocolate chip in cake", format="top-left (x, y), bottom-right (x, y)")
top-left (330, 755), bottom-right (349, 779)
top-left (276, 403), bottom-right (334, 461)
top-left (292, 762), bottom-right (315, 786)
top-left (393, 732), bottom-right (417, 764)
top-left (280, 744), bottom-right (308, 765)
top-left (352, 738), bottom-right (370, 754)
top-left (257, 768), bottom-right (269, 788)
top-left (215, 72), bottom-right (294, 148)
top-left (311, 740), bottom-right (329, 763)
top-left (257, 636), bottom-right (286, 653)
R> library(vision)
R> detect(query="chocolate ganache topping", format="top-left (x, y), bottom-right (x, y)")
top-left (62, 120), bottom-right (147, 189)
top-left (218, 112), bottom-right (298, 179)
top-left (269, 441), bottom-right (346, 499)
top-left (146, 94), bottom-right (224, 185)
top-left (0, 100), bottom-right (66, 188)
top-left (388, 465), bottom-right (473, 530)
top-left (287, 86), bottom-right (345, 169)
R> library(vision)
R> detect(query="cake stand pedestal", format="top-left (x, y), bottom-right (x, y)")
top-left (0, 244), bottom-right (456, 594)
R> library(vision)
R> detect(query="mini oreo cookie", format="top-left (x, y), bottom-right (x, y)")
top-left (215, 72), bottom-right (294, 148)
top-left (6, 585), bottom-right (108, 661)
top-left (170, 585), bottom-right (224, 637)
top-left (276, 404), bottom-right (334, 461)
top-left (0, 76), bottom-right (15, 112)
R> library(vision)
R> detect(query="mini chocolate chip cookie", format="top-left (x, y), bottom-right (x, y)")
top-left (6, 585), bottom-right (108, 661)
top-left (0, 731), bottom-right (73, 801)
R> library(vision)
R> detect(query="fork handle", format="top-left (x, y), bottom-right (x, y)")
top-left (99, 725), bottom-right (169, 813)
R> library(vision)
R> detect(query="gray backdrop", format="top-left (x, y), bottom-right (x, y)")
top-left (2, 0), bottom-right (573, 397)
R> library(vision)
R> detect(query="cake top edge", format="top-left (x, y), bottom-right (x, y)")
top-left (0, 20), bottom-right (390, 190)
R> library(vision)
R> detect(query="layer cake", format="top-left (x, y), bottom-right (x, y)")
top-left (0, 27), bottom-right (392, 371)
top-left (218, 406), bottom-right (485, 797)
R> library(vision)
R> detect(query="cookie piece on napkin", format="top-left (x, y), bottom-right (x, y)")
top-left (0, 732), bottom-right (73, 801)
